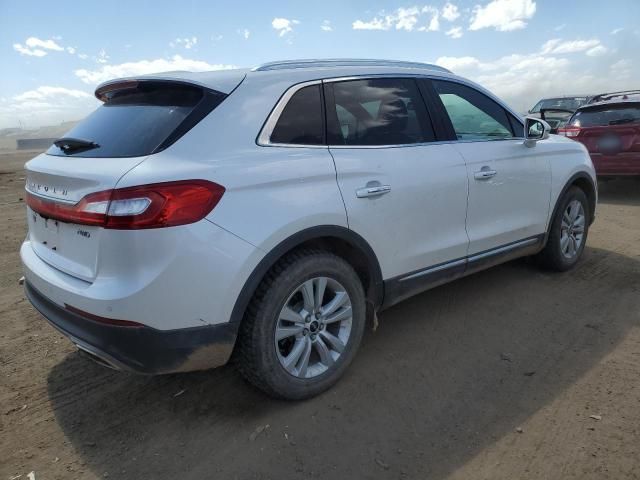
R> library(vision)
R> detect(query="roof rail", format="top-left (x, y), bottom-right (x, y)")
top-left (252, 58), bottom-right (452, 73)
top-left (589, 89), bottom-right (640, 104)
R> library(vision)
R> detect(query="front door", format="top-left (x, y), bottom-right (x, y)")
top-left (427, 78), bottom-right (552, 255)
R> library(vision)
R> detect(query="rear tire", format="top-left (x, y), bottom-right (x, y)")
top-left (537, 186), bottom-right (590, 271)
top-left (235, 249), bottom-right (366, 400)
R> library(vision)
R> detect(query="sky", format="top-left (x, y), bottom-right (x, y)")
top-left (0, 0), bottom-right (638, 129)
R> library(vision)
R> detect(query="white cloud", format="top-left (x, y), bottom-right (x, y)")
top-left (554, 23), bottom-right (566, 32)
top-left (420, 6), bottom-right (440, 31)
top-left (13, 36), bottom-right (64, 56)
top-left (0, 86), bottom-right (98, 128)
top-left (97, 49), bottom-right (109, 64)
top-left (445, 26), bottom-right (463, 39)
top-left (13, 44), bottom-right (47, 57)
top-left (170, 37), bottom-right (198, 49)
top-left (74, 55), bottom-right (235, 84)
top-left (436, 56), bottom-right (482, 71)
top-left (541, 38), bottom-right (602, 55)
top-left (442, 2), bottom-right (460, 21)
top-left (586, 45), bottom-right (607, 57)
top-left (66, 46), bottom-right (76, 54)
top-left (321, 20), bottom-right (333, 32)
top-left (610, 28), bottom-right (623, 35)
top-left (25, 37), bottom-right (64, 51)
top-left (469, 0), bottom-right (536, 32)
top-left (353, 17), bottom-right (390, 30)
top-left (14, 86), bottom-right (91, 102)
top-left (272, 17), bottom-right (299, 37)
top-left (434, 45), bottom-right (637, 114)
top-left (78, 53), bottom-right (89, 60)
top-left (353, 5), bottom-right (444, 32)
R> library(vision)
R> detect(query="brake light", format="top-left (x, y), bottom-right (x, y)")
top-left (558, 127), bottom-right (581, 137)
top-left (26, 180), bottom-right (225, 229)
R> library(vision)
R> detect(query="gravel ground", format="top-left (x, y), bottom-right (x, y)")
top-left (1, 150), bottom-right (639, 480)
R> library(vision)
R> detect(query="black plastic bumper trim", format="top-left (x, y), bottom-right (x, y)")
top-left (24, 281), bottom-right (238, 374)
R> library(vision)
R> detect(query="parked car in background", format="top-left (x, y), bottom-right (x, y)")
top-left (528, 95), bottom-right (593, 132)
top-left (558, 90), bottom-right (640, 177)
top-left (21, 59), bottom-right (597, 400)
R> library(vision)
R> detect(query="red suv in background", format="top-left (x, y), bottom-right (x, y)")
top-left (559, 91), bottom-right (640, 177)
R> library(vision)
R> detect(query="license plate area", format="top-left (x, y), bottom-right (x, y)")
top-left (598, 135), bottom-right (622, 155)
top-left (28, 206), bottom-right (101, 281)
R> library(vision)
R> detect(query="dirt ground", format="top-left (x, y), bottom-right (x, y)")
top-left (1, 150), bottom-right (639, 480)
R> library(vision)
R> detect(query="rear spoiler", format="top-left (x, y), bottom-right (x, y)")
top-left (95, 69), bottom-right (247, 100)
top-left (588, 89), bottom-right (640, 104)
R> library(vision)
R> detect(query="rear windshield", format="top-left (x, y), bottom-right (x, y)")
top-left (47, 81), bottom-right (226, 158)
top-left (530, 97), bottom-right (589, 113)
top-left (569, 103), bottom-right (640, 127)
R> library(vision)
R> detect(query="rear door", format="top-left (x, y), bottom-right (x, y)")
top-left (25, 80), bottom-right (227, 281)
top-left (423, 78), bottom-right (551, 255)
top-left (325, 77), bottom-right (469, 293)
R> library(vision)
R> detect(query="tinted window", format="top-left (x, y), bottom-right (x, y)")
top-left (326, 78), bottom-right (435, 146)
top-left (432, 80), bottom-right (514, 141)
top-left (569, 104), bottom-right (640, 127)
top-left (47, 81), bottom-right (224, 158)
top-left (530, 97), bottom-right (589, 113)
top-left (270, 85), bottom-right (324, 145)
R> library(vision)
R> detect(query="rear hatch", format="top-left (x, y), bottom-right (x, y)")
top-left (559, 102), bottom-right (640, 172)
top-left (25, 78), bottom-right (233, 281)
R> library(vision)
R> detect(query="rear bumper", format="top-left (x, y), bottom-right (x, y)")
top-left (591, 153), bottom-right (640, 176)
top-left (25, 281), bottom-right (238, 374)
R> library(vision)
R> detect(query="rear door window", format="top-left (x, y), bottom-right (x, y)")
top-left (325, 78), bottom-right (435, 146)
top-left (270, 84), bottom-right (324, 145)
top-left (47, 81), bottom-right (226, 158)
top-left (431, 80), bottom-right (516, 141)
top-left (569, 104), bottom-right (640, 127)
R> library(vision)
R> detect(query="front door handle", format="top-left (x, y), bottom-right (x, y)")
top-left (356, 184), bottom-right (391, 198)
top-left (474, 167), bottom-right (497, 180)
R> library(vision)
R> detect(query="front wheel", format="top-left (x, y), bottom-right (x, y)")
top-left (537, 186), bottom-right (590, 271)
top-left (235, 250), bottom-right (366, 400)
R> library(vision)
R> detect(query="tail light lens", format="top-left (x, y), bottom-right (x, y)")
top-left (557, 127), bottom-right (581, 137)
top-left (26, 180), bottom-right (225, 229)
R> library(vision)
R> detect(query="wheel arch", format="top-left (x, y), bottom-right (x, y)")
top-left (545, 171), bottom-right (597, 244)
top-left (229, 225), bottom-right (384, 326)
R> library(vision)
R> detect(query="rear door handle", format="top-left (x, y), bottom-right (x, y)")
top-left (474, 168), bottom-right (497, 180)
top-left (356, 185), bottom-right (391, 198)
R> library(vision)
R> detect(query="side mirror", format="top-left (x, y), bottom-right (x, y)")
top-left (524, 116), bottom-right (551, 147)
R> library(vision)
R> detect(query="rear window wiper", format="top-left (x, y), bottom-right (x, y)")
top-left (53, 137), bottom-right (100, 154)
top-left (608, 118), bottom-right (637, 125)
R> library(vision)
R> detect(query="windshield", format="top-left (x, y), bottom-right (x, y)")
top-left (530, 97), bottom-right (589, 113)
top-left (46, 81), bottom-right (225, 158)
top-left (569, 103), bottom-right (640, 127)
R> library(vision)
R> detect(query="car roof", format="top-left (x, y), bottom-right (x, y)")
top-left (535, 95), bottom-right (593, 101)
top-left (579, 95), bottom-right (640, 110)
top-left (95, 59), bottom-right (455, 96)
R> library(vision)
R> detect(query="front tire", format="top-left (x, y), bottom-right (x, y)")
top-left (235, 250), bottom-right (366, 400)
top-left (537, 186), bottom-right (590, 271)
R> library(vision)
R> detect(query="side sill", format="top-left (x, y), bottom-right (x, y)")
top-left (382, 235), bottom-right (544, 309)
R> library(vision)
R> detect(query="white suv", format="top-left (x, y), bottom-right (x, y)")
top-left (21, 59), bottom-right (597, 399)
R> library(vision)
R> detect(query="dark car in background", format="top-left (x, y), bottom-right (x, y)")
top-left (558, 90), bottom-right (640, 177)
top-left (528, 95), bottom-right (593, 132)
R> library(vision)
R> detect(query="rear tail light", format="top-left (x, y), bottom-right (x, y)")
top-left (557, 127), bottom-right (581, 137)
top-left (26, 180), bottom-right (225, 229)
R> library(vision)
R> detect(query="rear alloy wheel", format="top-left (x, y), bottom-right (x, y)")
top-left (275, 277), bottom-right (353, 379)
top-left (537, 186), bottom-right (590, 271)
top-left (236, 250), bottom-right (366, 400)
